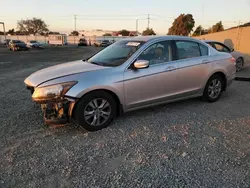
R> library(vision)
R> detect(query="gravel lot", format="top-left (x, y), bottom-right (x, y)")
top-left (0, 46), bottom-right (250, 188)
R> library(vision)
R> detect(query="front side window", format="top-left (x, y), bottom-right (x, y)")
top-left (87, 40), bottom-right (145, 67)
top-left (137, 41), bottom-right (172, 65)
top-left (176, 41), bottom-right (200, 60)
top-left (214, 43), bottom-right (230, 53)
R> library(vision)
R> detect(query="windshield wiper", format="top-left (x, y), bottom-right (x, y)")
top-left (89, 61), bottom-right (104, 66)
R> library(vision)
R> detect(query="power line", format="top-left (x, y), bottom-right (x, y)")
top-left (76, 18), bottom-right (147, 21)
top-left (76, 14), bottom-right (147, 18)
top-left (150, 18), bottom-right (173, 23)
top-left (74, 15), bottom-right (77, 44)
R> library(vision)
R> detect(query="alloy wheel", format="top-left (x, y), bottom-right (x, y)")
top-left (208, 79), bottom-right (222, 99)
top-left (236, 58), bottom-right (243, 72)
top-left (84, 98), bottom-right (111, 126)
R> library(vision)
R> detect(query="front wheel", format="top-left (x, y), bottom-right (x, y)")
top-left (203, 74), bottom-right (224, 102)
top-left (75, 91), bottom-right (117, 131)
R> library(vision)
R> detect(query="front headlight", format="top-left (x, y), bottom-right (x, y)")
top-left (32, 81), bottom-right (77, 102)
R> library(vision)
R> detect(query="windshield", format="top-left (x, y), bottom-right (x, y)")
top-left (13, 40), bottom-right (24, 44)
top-left (30, 40), bottom-right (37, 43)
top-left (87, 40), bottom-right (145, 67)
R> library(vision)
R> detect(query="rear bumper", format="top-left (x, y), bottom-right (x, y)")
top-left (78, 43), bottom-right (87, 46)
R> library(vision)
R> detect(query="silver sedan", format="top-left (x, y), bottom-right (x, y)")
top-left (204, 40), bottom-right (245, 72)
top-left (24, 36), bottom-right (236, 131)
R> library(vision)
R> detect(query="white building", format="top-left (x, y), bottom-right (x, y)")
top-left (78, 29), bottom-right (114, 37)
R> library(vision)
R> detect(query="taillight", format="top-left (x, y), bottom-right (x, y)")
top-left (230, 57), bottom-right (236, 63)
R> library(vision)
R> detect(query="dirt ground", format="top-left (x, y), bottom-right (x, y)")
top-left (0, 46), bottom-right (250, 188)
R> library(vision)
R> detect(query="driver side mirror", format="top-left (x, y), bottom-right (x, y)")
top-left (133, 60), bottom-right (149, 69)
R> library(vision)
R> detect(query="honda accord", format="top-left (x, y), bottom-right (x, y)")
top-left (24, 36), bottom-right (236, 131)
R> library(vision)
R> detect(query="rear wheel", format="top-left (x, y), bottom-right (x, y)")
top-left (236, 58), bottom-right (243, 72)
top-left (75, 91), bottom-right (117, 131)
top-left (203, 74), bottom-right (224, 102)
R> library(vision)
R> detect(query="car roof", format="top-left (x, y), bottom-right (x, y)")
top-left (202, 40), bottom-right (221, 43)
top-left (122, 35), bottom-right (204, 43)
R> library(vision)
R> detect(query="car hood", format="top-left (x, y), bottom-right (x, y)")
top-left (24, 60), bottom-right (108, 87)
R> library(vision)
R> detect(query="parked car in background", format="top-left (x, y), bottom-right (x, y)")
top-left (100, 40), bottom-right (111, 47)
top-left (26, 40), bottom-right (43, 49)
top-left (93, 40), bottom-right (102, 47)
top-left (8, 40), bottom-right (29, 51)
top-left (3, 39), bottom-right (11, 45)
top-left (78, 38), bottom-right (88, 46)
top-left (110, 40), bottom-right (116, 44)
top-left (24, 36), bottom-right (236, 131)
top-left (204, 40), bottom-right (245, 71)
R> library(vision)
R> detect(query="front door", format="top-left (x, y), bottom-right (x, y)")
top-left (124, 40), bottom-right (178, 110)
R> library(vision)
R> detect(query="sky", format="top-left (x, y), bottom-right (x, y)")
top-left (0, 0), bottom-right (250, 34)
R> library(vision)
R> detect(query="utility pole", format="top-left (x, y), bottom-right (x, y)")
top-left (0, 22), bottom-right (6, 41)
top-left (237, 20), bottom-right (242, 50)
top-left (147, 14), bottom-right (150, 28)
top-left (136, 19), bottom-right (138, 35)
top-left (200, 1), bottom-right (204, 36)
top-left (74, 15), bottom-right (77, 44)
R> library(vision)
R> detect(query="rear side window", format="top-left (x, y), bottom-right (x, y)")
top-left (199, 44), bottom-right (208, 56)
top-left (214, 43), bottom-right (230, 53)
top-left (176, 41), bottom-right (200, 60)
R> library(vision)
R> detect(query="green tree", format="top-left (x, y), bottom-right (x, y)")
top-left (70, 30), bottom-right (79, 36)
top-left (168, 14), bottom-right (195, 36)
top-left (17, 18), bottom-right (49, 35)
top-left (206, 27), bottom-right (212, 34)
top-left (211, 21), bottom-right (224, 33)
top-left (7, 29), bottom-right (15, 35)
top-left (103, 33), bottom-right (112, 36)
top-left (192, 25), bottom-right (205, 36)
top-left (15, 30), bottom-right (26, 35)
top-left (142, 28), bottom-right (156, 36)
top-left (118, 29), bottom-right (130, 36)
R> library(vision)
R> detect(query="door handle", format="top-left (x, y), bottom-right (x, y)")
top-left (202, 60), bottom-right (211, 64)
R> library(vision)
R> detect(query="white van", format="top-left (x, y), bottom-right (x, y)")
top-left (48, 34), bottom-right (67, 46)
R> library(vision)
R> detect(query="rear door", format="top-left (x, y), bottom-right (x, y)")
top-left (173, 40), bottom-right (211, 96)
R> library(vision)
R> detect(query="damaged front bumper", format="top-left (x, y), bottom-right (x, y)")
top-left (26, 86), bottom-right (77, 125)
top-left (41, 98), bottom-right (77, 124)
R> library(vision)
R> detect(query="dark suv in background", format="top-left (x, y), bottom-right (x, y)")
top-left (8, 40), bottom-right (29, 51)
top-left (78, 38), bottom-right (88, 46)
top-left (100, 40), bottom-right (112, 47)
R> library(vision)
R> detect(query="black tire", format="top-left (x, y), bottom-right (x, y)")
top-left (75, 91), bottom-right (117, 131)
top-left (203, 74), bottom-right (224, 103)
top-left (236, 57), bottom-right (244, 72)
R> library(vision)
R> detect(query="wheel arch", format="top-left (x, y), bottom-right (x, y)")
top-left (206, 71), bottom-right (227, 91)
top-left (237, 56), bottom-right (244, 65)
top-left (71, 89), bottom-right (123, 119)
